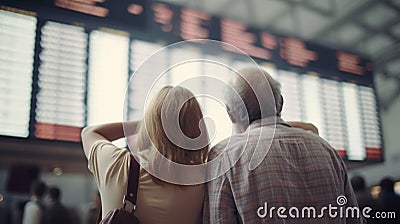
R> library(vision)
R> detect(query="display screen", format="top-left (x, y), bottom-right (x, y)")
top-left (0, 2), bottom-right (383, 162)
top-left (321, 79), bottom-right (347, 157)
top-left (148, 1), bottom-right (372, 85)
top-left (0, 10), bottom-right (36, 138)
top-left (128, 40), bottom-right (167, 120)
top-left (35, 21), bottom-right (87, 142)
top-left (87, 30), bottom-right (129, 125)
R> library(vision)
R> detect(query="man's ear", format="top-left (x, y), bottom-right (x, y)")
top-left (228, 111), bottom-right (247, 134)
top-left (228, 111), bottom-right (237, 124)
top-left (278, 95), bottom-right (284, 115)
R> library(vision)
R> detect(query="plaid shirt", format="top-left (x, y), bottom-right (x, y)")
top-left (203, 117), bottom-right (362, 224)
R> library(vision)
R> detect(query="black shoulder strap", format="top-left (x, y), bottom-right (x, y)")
top-left (96, 153), bottom-right (141, 223)
top-left (123, 154), bottom-right (140, 212)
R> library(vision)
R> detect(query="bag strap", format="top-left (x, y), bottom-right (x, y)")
top-left (122, 154), bottom-right (140, 213)
top-left (96, 153), bottom-right (140, 223)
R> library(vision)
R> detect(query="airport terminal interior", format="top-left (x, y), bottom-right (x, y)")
top-left (0, 0), bottom-right (400, 223)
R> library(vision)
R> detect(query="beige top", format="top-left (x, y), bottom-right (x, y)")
top-left (88, 140), bottom-right (204, 224)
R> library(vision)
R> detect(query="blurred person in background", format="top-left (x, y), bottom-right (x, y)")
top-left (378, 177), bottom-right (400, 207)
top-left (22, 180), bottom-right (47, 224)
top-left (43, 186), bottom-right (70, 224)
top-left (351, 175), bottom-right (376, 209)
top-left (351, 175), bottom-right (378, 224)
top-left (377, 177), bottom-right (400, 224)
top-left (86, 191), bottom-right (101, 224)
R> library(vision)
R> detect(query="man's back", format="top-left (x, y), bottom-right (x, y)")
top-left (44, 201), bottom-right (71, 224)
top-left (204, 117), bottom-right (362, 224)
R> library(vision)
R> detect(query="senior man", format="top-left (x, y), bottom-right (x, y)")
top-left (203, 67), bottom-right (362, 224)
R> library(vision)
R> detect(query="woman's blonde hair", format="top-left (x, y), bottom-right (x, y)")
top-left (135, 86), bottom-right (209, 183)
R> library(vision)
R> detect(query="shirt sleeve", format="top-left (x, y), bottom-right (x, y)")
top-left (203, 175), bottom-right (238, 224)
top-left (88, 140), bottom-right (130, 189)
top-left (22, 202), bottom-right (42, 224)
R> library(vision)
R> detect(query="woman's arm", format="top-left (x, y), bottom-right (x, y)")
top-left (81, 121), bottom-right (141, 159)
top-left (287, 121), bottom-right (319, 135)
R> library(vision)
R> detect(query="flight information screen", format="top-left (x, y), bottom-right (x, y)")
top-left (35, 21), bottom-right (87, 142)
top-left (87, 30), bottom-right (129, 126)
top-left (0, 1), bottom-right (383, 162)
top-left (263, 67), bottom-right (382, 161)
top-left (0, 10), bottom-right (36, 138)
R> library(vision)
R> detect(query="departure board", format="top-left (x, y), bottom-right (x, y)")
top-left (179, 8), bottom-right (212, 40)
top-left (343, 83), bottom-right (366, 160)
top-left (321, 79), bottom-right (347, 157)
top-left (0, 10), bottom-right (36, 138)
top-left (302, 75), bottom-right (326, 138)
top-left (202, 54), bottom-right (232, 145)
top-left (34, 21), bottom-right (87, 142)
top-left (128, 40), bottom-right (167, 120)
top-left (0, 3), bottom-right (383, 162)
top-left (360, 86), bottom-right (382, 160)
top-left (220, 19), bottom-right (273, 61)
top-left (147, 1), bottom-right (373, 85)
top-left (277, 70), bottom-right (303, 121)
top-left (261, 66), bottom-right (382, 161)
top-left (169, 46), bottom-right (203, 94)
top-left (87, 30), bottom-right (129, 125)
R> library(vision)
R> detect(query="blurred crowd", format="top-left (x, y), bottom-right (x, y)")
top-left (10, 181), bottom-right (101, 224)
top-left (351, 176), bottom-right (400, 223)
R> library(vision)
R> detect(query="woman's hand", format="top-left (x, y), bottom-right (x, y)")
top-left (81, 120), bottom-right (141, 158)
top-left (287, 121), bottom-right (319, 135)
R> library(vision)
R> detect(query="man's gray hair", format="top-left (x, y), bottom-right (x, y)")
top-left (225, 67), bottom-right (282, 127)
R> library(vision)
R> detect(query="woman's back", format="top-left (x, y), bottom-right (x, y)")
top-left (89, 140), bottom-right (205, 224)
top-left (136, 169), bottom-right (204, 224)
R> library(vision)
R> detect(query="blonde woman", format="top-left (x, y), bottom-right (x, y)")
top-left (81, 86), bottom-right (209, 224)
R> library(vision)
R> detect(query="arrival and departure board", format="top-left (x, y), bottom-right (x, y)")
top-left (276, 70), bottom-right (303, 122)
top-left (202, 54), bottom-right (232, 145)
top-left (147, 1), bottom-right (373, 85)
top-left (0, 10), bottom-right (36, 138)
top-left (302, 75), bottom-right (326, 138)
top-left (321, 79), bottom-right (347, 157)
top-left (35, 21), bottom-right (87, 142)
top-left (0, 2), bottom-right (383, 162)
top-left (87, 30), bottom-right (129, 125)
top-left (128, 40), bottom-right (167, 120)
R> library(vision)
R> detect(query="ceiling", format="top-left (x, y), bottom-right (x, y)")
top-left (159, 0), bottom-right (400, 110)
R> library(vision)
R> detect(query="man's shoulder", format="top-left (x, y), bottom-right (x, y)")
top-left (208, 133), bottom-right (248, 161)
top-left (46, 203), bottom-right (69, 213)
top-left (276, 125), bottom-right (334, 147)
